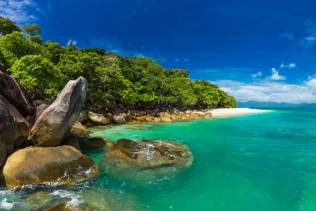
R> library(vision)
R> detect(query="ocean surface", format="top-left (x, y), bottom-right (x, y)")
top-left (2, 109), bottom-right (316, 210)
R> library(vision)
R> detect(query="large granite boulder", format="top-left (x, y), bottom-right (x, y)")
top-left (104, 139), bottom-right (193, 182)
top-left (2, 146), bottom-right (99, 187)
top-left (28, 77), bottom-right (87, 147)
top-left (0, 95), bottom-right (29, 166)
top-left (0, 70), bottom-right (35, 118)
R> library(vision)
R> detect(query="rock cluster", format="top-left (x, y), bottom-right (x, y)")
top-left (129, 110), bottom-right (212, 123)
top-left (0, 73), bottom-right (99, 187)
top-left (83, 110), bottom-right (211, 127)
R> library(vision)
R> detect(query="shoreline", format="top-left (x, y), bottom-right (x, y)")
top-left (86, 108), bottom-right (272, 127)
top-left (209, 108), bottom-right (272, 118)
top-left (126, 108), bottom-right (272, 124)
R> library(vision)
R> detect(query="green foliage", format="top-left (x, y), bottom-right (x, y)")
top-left (0, 17), bottom-right (20, 35)
top-left (10, 55), bottom-right (63, 97)
top-left (1, 17), bottom-right (236, 112)
top-left (0, 32), bottom-right (48, 67)
top-left (30, 35), bottom-right (43, 44)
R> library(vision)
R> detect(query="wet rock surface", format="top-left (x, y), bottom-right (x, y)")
top-left (3, 146), bottom-right (98, 187)
top-left (24, 189), bottom-right (146, 211)
top-left (104, 139), bottom-right (193, 181)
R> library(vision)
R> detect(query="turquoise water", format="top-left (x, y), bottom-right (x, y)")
top-left (2, 109), bottom-right (316, 210)
top-left (91, 109), bottom-right (316, 211)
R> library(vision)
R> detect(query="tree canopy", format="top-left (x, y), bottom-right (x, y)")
top-left (0, 17), bottom-right (237, 113)
top-left (0, 17), bottom-right (20, 36)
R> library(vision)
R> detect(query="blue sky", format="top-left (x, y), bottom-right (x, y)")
top-left (2, 0), bottom-right (316, 104)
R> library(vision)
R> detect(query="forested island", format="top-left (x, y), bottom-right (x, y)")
top-left (0, 17), bottom-right (236, 114)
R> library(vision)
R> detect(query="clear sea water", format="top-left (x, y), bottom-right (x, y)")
top-left (2, 109), bottom-right (316, 211)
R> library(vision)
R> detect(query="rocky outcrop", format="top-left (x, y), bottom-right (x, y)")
top-left (87, 111), bottom-right (111, 125)
top-left (0, 70), bottom-right (35, 119)
top-left (104, 139), bottom-right (193, 181)
top-left (0, 95), bottom-right (29, 166)
top-left (128, 110), bottom-right (212, 124)
top-left (28, 77), bottom-right (87, 147)
top-left (2, 146), bottom-right (98, 187)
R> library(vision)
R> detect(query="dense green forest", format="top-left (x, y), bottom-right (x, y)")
top-left (0, 17), bottom-right (236, 113)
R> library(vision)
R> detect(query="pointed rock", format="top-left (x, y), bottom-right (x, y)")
top-left (28, 77), bottom-right (87, 147)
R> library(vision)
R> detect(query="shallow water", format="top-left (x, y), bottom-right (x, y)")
top-left (2, 109), bottom-right (316, 210)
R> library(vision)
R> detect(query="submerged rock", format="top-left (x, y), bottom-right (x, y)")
top-left (88, 111), bottom-right (111, 125)
top-left (104, 139), bottom-right (193, 181)
top-left (0, 95), bottom-right (29, 166)
top-left (0, 70), bottom-right (35, 118)
top-left (2, 146), bottom-right (98, 187)
top-left (24, 189), bottom-right (146, 211)
top-left (28, 77), bottom-right (87, 147)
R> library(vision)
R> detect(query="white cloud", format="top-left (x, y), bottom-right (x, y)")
top-left (270, 68), bottom-right (286, 81)
top-left (280, 63), bottom-right (296, 69)
top-left (298, 20), bottom-right (316, 48)
top-left (251, 71), bottom-right (263, 78)
top-left (67, 39), bottom-right (77, 46)
top-left (0, 0), bottom-right (40, 23)
top-left (215, 78), bottom-right (316, 104)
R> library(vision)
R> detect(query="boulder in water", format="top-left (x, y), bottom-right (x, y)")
top-left (28, 77), bottom-right (87, 147)
top-left (104, 139), bottom-right (193, 181)
top-left (25, 189), bottom-right (145, 211)
top-left (2, 146), bottom-right (98, 187)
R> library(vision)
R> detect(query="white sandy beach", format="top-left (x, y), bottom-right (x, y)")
top-left (209, 108), bottom-right (271, 118)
